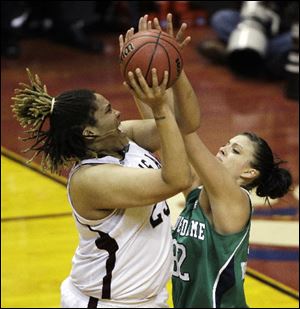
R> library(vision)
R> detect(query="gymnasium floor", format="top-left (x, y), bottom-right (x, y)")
top-left (1, 22), bottom-right (299, 308)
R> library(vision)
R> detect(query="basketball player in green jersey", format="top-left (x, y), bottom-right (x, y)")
top-left (172, 130), bottom-right (291, 308)
top-left (121, 13), bottom-right (293, 308)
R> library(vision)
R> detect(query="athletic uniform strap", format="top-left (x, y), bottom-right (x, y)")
top-left (185, 187), bottom-right (201, 203)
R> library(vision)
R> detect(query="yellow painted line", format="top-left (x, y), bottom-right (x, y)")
top-left (1, 149), bottom-right (70, 220)
top-left (1, 146), bottom-right (67, 186)
top-left (2, 216), bottom-right (77, 308)
top-left (2, 149), bottom-right (75, 308)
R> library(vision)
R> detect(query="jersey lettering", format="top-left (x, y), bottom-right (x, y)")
top-left (144, 153), bottom-right (161, 168)
top-left (138, 159), bottom-right (154, 169)
top-left (172, 239), bottom-right (190, 281)
top-left (174, 216), bottom-right (206, 240)
top-left (150, 202), bottom-right (170, 228)
top-left (138, 153), bottom-right (161, 169)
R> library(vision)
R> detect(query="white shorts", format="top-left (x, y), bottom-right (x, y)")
top-left (60, 277), bottom-right (169, 308)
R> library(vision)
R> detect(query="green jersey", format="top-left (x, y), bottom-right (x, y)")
top-left (172, 187), bottom-right (252, 308)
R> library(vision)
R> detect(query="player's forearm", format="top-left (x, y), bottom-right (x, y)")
top-left (152, 104), bottom-right (191, 190)
top-left (172, 70), bottom-right (201, 133)
top-left (131, 70), bottom-right (200, 136)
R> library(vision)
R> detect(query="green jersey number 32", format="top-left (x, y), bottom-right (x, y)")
top-left (172, 239), bottom-right (190, 281)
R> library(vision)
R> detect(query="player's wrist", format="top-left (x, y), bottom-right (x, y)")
top-left (152, 104), bottom-right (170, 120)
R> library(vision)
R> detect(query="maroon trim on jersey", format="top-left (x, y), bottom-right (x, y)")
top-left (87, 296), bottom-right (98, 308)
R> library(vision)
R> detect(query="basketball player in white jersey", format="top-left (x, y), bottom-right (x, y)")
top-left (12, 67), bottom-right (193, 307)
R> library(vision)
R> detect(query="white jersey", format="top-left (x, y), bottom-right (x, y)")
top-left (66, 141), bottom-right (173, 304)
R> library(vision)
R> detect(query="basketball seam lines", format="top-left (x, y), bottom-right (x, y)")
top-left (122, 42), bottom-right (155, 79)
top-left (121, 32), bottom-right (182, 87)
top-left (126, 33), bottom-right (183, 62)
top-left (145, 31), bottom-right (162, 83)
top-left (155, 43), bottom-right (171, 87)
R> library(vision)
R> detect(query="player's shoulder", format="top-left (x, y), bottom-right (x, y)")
top-left (72, 163), bottom-right (121, 185)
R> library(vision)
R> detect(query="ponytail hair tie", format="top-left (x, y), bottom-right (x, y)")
top-left (50, 97), bottom-right (56, 114)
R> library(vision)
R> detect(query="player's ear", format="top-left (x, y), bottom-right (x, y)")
top-left (241, 169), bottom-right (259, 179)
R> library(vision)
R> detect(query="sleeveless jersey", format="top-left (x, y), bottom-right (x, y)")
top-left (66, 141), bottom-right (172, 304)
top-left (172, 187), bottom-right (252, 308)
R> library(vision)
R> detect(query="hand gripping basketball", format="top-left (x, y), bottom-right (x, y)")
top-left (120, 29), bottom-right (183, 89)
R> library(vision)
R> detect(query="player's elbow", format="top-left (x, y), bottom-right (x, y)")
top-left (167, 171), bottom-right (193, 192)
top-left (178, 177), bottom-right (193, 192)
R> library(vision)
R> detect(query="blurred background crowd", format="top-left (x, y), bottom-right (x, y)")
top-left (1, 1), bottom-right (299, 101)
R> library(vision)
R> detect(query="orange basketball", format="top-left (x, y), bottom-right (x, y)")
top-left (120, 29), bottom-right (183, 89)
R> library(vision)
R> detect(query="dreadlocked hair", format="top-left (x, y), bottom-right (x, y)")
top-left (11, 68), bottom-right (98, 174)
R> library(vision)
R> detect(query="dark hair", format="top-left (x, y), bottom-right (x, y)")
top-left (241, 132), bottom-right (292, 199)
top-left (11, 68), bottom-right (97, 173)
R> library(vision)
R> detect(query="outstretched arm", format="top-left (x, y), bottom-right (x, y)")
top-left (119, 14), bottom-right (202, 195)
top-left (183, 133), bottom-right (251, 234)
top-left (153, 13), bottom-right (200, 133)
top-left (125, 68), bottom-right (192, 189)
top-left (119, 14), bottom-right (200, 144)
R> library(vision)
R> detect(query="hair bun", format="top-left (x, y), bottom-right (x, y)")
top-left (256, 167), bottom-right (292, 199)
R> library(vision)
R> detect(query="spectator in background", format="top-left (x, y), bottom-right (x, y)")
top-left (198, 1), bottom-right (298, 80)
top-left (1, 1), bottom-right (104, 57)
top-left (1, 0), bottom-right (27, 58)
top-left (1, 1), bottom-right (157, 57)
top-left (44, 1), bottom-right (103, 52)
